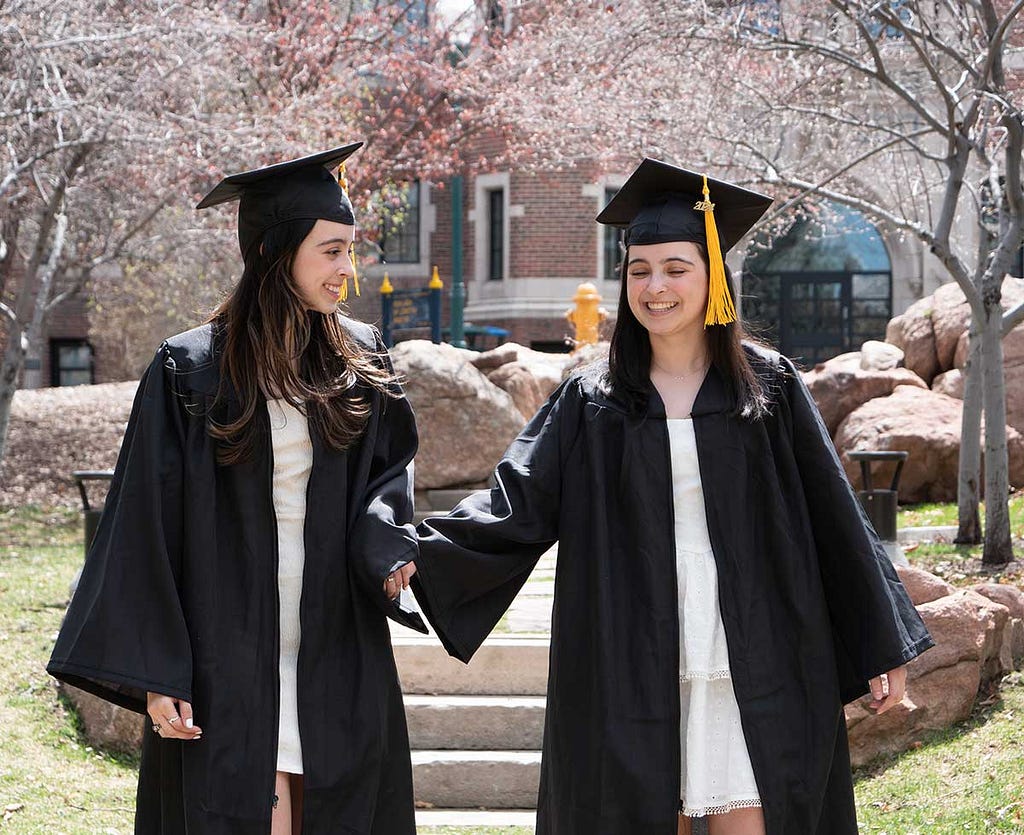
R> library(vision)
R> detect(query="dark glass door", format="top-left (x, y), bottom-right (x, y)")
top-left (779, 272), bottom-right (850, 366)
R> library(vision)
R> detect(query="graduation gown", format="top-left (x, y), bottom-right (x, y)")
top-left (48, 317), bottom-right (425, 835)
top-left (413, 345), bottom-right (933, 835)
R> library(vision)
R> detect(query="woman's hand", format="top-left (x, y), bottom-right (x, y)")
top-left (383, 562), bottom-right (417, 600)
top-left (867, 665), bottom-right (907, 714)
top-left (147, 692), bottom-right (203, 740)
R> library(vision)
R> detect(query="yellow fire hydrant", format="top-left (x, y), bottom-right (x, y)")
top-left (565, 282), bottom-right (608, 349)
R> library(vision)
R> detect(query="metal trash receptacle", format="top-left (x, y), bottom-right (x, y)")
top-left (847, 450), bottom-right (908, 565)
top-left (72, 470), bottom-right (114, 555)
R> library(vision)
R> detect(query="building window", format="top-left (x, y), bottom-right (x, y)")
top-left (603, 186), bottom-right (625, 281)
top-left (488, 187), bottom-right (505, 281)
top-left (50, 339), bottom-right (93, 387)
top-left (380, 181), bottom-right (420, 264)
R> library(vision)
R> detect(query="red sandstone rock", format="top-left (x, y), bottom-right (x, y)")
top-left (834, 386), bottom-right (1024, 503)
top-left (391, 340), bottom-right (525, 490)
top-left (931, 368), bottom-right (964, 399)
top-left (803, 353), bottom-right (927, 437)
top-left (885, 296), bottom-right (940, 383)
top-left (845, 589), bottom-right (1011, 767)
top-left (895, 565), bottom-right (954, 606)
top-left (487, 362), bottom-right (547, 420)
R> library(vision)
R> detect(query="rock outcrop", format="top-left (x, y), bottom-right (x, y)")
top-left (834, 385), bottom-right (1024, 502)
top-left (803, 353), bottom-right (927, 436)
top-left (391, 340), bottom-right (525, 490)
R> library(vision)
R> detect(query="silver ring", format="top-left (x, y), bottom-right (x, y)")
top-left (168, 716), bottom-right (180, 724)
top-left (387, 576), bottom-right (396, 584)
top-left (152, 724), bottom-right (161, 733)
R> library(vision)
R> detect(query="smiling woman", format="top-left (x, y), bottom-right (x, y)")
top-left (410, 158), bottom-right (933, 835)
top-left (47, 145), bottom-right (424, 835)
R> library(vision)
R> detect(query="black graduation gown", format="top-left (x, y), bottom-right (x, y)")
top-left (413, 345), bottom-right (933, 835)
top-left (48, 317), bottom-right (425, 835)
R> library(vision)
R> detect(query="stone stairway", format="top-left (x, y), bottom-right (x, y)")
top-left (391, 549), bottom-right (557, 816)
top-left (395, 635), bottom-right (548, 809)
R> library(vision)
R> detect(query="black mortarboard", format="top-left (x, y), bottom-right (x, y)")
top-left (596, 158), bottom-right (772, 250)
top-left (196, 142), bottom-right (363, 258)
top-left (596, 158), bottom-right (773, 325)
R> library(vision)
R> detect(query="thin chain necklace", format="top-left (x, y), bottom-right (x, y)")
top-left (651, 359), bottom-right (710, 381)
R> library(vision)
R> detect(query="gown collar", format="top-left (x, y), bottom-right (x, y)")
top-left (645, 362), bottom-right (735, 418)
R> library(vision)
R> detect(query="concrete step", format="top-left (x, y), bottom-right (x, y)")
top-left (405, 695), bottom-right (546, 750)
top-left (415, 809), bottom-right (535, 829)
top-left (394, 635), bottom-right (550, 696)
top-left (412, 751), bottom-right (542, 809)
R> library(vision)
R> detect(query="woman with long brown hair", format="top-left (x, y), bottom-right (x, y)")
top-left (49, 143), bottom-right (422, 835)
top-left (411, 159), bottom-right (932, 835)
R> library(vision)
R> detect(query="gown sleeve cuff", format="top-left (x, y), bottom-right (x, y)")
top-left (46, 660), bottom-right (192, 715)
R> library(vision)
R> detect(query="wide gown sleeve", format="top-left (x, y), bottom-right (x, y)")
top-left (779, 356), bottom-right (933, 703)
top-left (412, 377), bottom-right (581, 662)
top-left (47, 345), bottom-right (191, 715)
top-left (347, 337), bottom-right (427, 633)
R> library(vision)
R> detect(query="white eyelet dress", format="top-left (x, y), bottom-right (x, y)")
top-left (269, 398), bottom-right (313, 775)
top-left (667, 418), bottom-right (762, 817)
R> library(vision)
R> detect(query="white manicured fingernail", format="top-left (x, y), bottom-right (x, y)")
top-left (185, 718), bottom-right (194, 729)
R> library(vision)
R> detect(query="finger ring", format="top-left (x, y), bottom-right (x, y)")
top-left (152, 724), bottom-right (161, 733)
top-left (387, 577), bottom-right (396, 584)
top-left (168, 716), bottom-right (179, 724)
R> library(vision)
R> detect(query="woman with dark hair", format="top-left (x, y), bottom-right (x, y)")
top-left (48, 144), bottom-right (422, 835)
top-left (412, 159), bottom-right (932, 835)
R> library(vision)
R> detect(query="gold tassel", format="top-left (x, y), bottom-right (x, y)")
top-left (694, 175), bottom-right (736, 327)
top-left (349, 243), bottom-right (360, 297)
top-left (335, 163), bottom-right (361, 300)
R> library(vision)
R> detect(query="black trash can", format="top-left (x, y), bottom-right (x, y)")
top-left (847, 451), bottom-right (908, 560)
top-left (72, 471), bottom-right (114, 555)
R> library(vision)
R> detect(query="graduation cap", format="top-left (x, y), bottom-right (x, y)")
top-left (197, 142), bottom-right (365, 299)
top-left (597, 158), bottom-right (772, 326)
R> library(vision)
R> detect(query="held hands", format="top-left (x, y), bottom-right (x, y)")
top-left (147, 692), bottom-right (203, 741)
top-left (383, 562), bottom-right (417, 601)
top-left (867, 665), bottom-right (907, 714)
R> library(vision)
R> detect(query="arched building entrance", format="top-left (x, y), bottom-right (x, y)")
top-left (741, 203), bottom-right (892, 365)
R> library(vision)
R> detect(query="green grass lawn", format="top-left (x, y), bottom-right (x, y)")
top-left (896, 493), bottom-right (1024, 589)
top-left (1, 504), bottom-right (1022, 833)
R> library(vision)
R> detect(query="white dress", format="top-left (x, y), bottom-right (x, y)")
top-left (667, 418), bottom-right (762, 817)
top-left (269, 398), bottom-right (312, 775)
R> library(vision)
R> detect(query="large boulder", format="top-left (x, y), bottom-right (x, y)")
top-left (59, 683), bottom-right (143, 754)
top-left (895, 564), bottom-right (954, 606)
top-left (954, 315), bottom-right (1024, 437)
top-left (803, 353), bottom-right (927, 437)
top-left (834, 385), bottom-right (1024, 502)
top-left (885, 296), bottom-right (940, 384)
top-left (844, 588), bottom-right (1010, 768)
top-left (485, 363), bottom-right (548, 420)
top-left (391, 340), bottom-right (525, 490)
top-left (859, 340), bottom-right (904, 371)
top-left (469, 342), bottom-right (573, 396)
top-left (930, 282), bottom-right (975, 371)
top-left (931, 368), bottom-right (964, 399)
top-left (971, 583), bottom-right (1024, 671)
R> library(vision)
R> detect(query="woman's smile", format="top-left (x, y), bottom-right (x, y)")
top-left (645, 299), bottom-right (680, 314)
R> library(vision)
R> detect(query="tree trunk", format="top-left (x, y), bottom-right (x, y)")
top-left (22, 211), bottom-right (68, 390)
top-left (980, 296), bottom-right (1014, 566)
top-left (0, 271), bottom-right (34, 464)
top-left (957, 319), bottom-right (983, 544)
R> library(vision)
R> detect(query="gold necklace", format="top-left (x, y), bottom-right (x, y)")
top-left (651, 359), bottom-right (709, 381)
